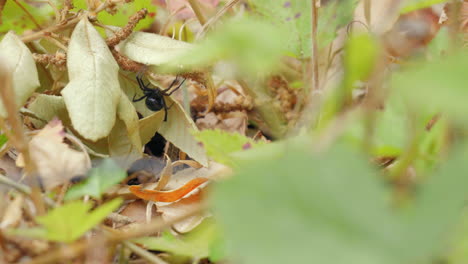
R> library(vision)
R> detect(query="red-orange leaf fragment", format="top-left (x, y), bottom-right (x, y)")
top-left (129, 178), bottom-right (209, 202)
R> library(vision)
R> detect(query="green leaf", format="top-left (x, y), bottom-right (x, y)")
top-left (403, 143), bottom-right (468, 261)
top-left (400, 0), bottom-right (449, 14)
top-left (12, 198), bottom-right (122, 243)
top-left (0, 1), bottom-right (53, 34)
top-left (343, 33), bottom-right (379, 99)
top-left (97, 0), bottom-right (156, 31)
top-left (168, 16), bottom-right (286, 76)
top-left (249, 0), bottom-right (311, 57)
top-left (0, 32), bottom-right (40, 117)
top-left (133, 219), bottom-right (222, 261)
top-left (0, 134), bottom-right (8, 148)
top-left (317, 0), bottom-right (359, 49)
top-left (65, 159), bottom-right (127, 200)
top-left (61, 18), bottom-right (121, 141)
top-left (194, 129), bottom-right (264, 165)
top-left (214, 141), bottom-right (410, 264)
top-left (392, 51), bottom-right (468, 123)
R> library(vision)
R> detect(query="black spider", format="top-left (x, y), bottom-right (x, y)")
top-left (133, 74), bottom-right (186, 121)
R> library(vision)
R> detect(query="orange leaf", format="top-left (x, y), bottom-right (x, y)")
top-left (129, 177), bottom-right (209, 202)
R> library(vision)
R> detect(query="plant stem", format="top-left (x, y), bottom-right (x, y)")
top-left (187, 0), bottom-right (207, 25)
top-left (123, 241), bottom-right (168, 264)
top-left (20, 15), bottom-right (82, 43)
top-left (311, 0), bottom-right (319, 91)
top-left (0, 174), bottom-right (31, 195)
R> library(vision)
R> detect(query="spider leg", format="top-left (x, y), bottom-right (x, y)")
top-left (162, 75), bottom-right (179, 93)
top-left (162, 99), bottom-right (169, 122)
top-left (132, 94), bottom-right (147, 102)
top-left (166, 78), bottom-right (186, 96)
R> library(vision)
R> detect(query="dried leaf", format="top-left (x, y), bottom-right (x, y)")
top-left (16, 120), bottom-right (90, 190)
top-left (27, 94), bottom-right (70, 128)
top-left (108, 94), bottom-right (143, 166)
top-left (61, 18), bottom-right (121, 141)
top-left (129, 177), bottom-right (208, 203)
top-left (0, 32), bottom-right (39, 117)
top-left (116, 31), bottom-right (193, 67)
top-left (159, 97), bottom-right (208, 166)
top-left (138, 111), bottom-right (165, 145)
top-left (0, 194), bottom-right (24, 229)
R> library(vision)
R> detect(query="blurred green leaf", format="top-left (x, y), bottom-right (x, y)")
top-left (342, 96), bottom-right (409, 157)
top-left (169, 16), bottom-right (286, 76)
top-left (393, 51), bottom-right (468, 123)
top-left (0, 0), bottom-right (53, 34)
top-left (317, 0), bottom-right (359, 50)
top-left (249, 0), bottom-right (311, 57)
top-left (133, 219), bottom-right (223, 261)
top-left (194, 129), bottom-right (264, 166)
top-left (400, 0), bottom-right (450, 14)
top-left (343, 33), bottom-right (378, 100)
top-left (0, 134), bottom-right (7, 148)
top-left (11, 199), bottom-right (122, 243)
top-left (65, 159), bottom-right (126, 200)
top-left (403, 143), bottom-right (468, 261)
top-left (214, 141), bottom-right (409, 264)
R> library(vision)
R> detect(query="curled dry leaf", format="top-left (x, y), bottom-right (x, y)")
top-left (0, 32), bottom-right (40, 117)
top-left (61, 18), bottom-right (121, 141)
top-left (16, 120), bottom-right (90, 190)
top-left (129, 177), bottom-right (209, 203)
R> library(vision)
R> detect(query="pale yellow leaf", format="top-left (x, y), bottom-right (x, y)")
top-left (0, 32), bottom-right (40, 117)
top-left (61, 18), bottom-right (121, 141)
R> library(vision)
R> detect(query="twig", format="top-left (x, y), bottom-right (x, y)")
top-left (123, 241), bottom-right (168, 264)
top-left (33, 53), bottom-right (67, 69)
top-left (364, 0), bottom-right (371, 26)
top-left (0, 60), bottom-right (45, 215)
top-left (106, 8), bottom-right (148, 47)
top-left (0, 173), bottom-right (31, 195)
top-left (111, 49), bottom-right (145, 72)
top-left (187, 0), bottom-right (207, 25)
top-left (21, 15), bottom-right (82, 43)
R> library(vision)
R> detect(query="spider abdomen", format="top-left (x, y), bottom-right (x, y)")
top-left (145, 94), bottom-right (165, 112)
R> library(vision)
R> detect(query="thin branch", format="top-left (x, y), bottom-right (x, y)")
top-left (21, 15), bottom-right (82, 43)
top-left (123, 241), bottom-right (168, 264)
top-left (0, 173), bottom-right (31, 195)
top-left (187, 0), bottom-right (207, 25)
top-left (106, 8), bottom-right (148, 47)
